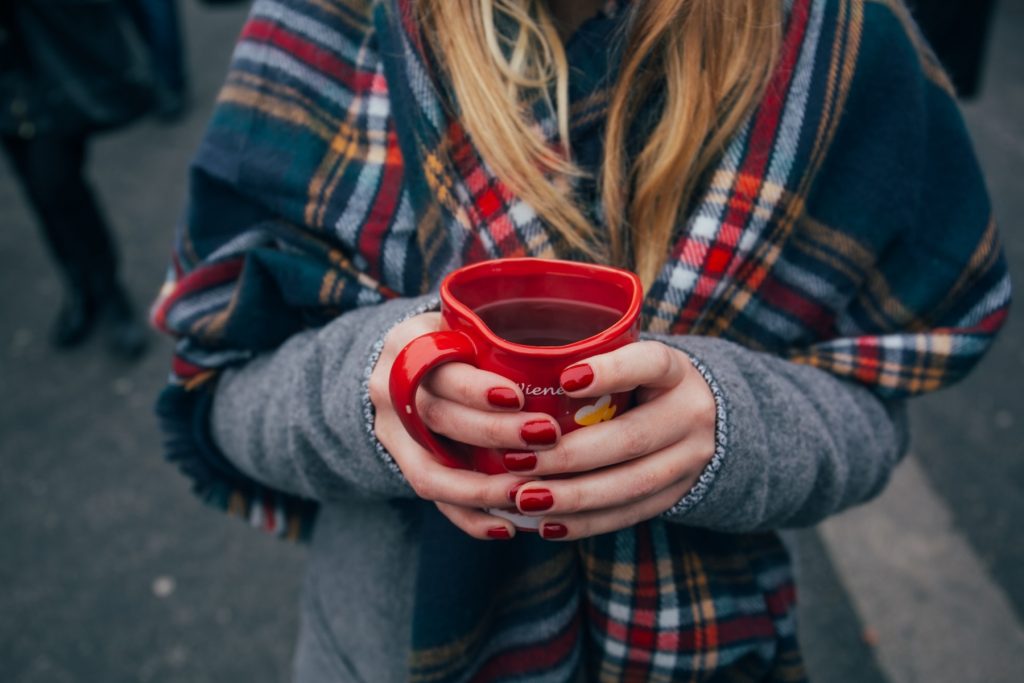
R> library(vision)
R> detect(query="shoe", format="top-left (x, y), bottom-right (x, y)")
top-left (50, 288), bottom-right (97, 348)
top-left (98, 285), bottom-right (148, 360)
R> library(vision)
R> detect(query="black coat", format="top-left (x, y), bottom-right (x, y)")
top-left (0, 0), bottom-right (154, 137)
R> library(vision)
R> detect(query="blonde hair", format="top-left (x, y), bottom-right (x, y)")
top-left (417, 0), bottom-right (783, 287)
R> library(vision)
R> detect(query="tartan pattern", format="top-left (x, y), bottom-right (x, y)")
top-left (151, 0), bottom-right (1010, 680)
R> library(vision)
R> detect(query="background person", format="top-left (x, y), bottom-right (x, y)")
top-left (0, 0), bottom-right (151, 358)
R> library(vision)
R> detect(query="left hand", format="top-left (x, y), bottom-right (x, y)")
top-left (509, 341), bottom-right (718, 540)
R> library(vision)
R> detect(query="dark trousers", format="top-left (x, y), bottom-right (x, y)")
top-left (129, 0), bottom-right (187, 94)
top-left (2, 133), bottom-right (120, 297)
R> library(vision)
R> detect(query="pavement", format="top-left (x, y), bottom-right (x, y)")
top-left (1, 1), bottom-right (1021, 682)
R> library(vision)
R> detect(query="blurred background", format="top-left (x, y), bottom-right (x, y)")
top-left (1, 1), bottom-right (1021, 681)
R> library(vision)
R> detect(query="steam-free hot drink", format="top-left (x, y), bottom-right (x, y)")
top-left (474, 298), bottom-right (622, 346)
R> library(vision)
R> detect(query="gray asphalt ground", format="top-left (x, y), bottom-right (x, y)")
top-left (1, 2), bottom-right (1021, 682)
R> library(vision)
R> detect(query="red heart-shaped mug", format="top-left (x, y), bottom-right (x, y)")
top-left (389, 258), bottom-right (642, 529)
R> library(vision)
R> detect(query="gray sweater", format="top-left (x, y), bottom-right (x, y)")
top-left (210, 293), bottom-right (908, 682)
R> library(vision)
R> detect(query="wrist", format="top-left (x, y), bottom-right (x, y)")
top-left (660, 351), bottom-right (729, 520)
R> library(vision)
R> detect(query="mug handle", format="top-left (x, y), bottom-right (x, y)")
top-left (388, 330), bottom-right (479, 469)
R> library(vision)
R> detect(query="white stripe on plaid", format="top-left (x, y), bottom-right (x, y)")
top-left (252, 0), bottom-right (365, 62)
top-left (233, 43), bottom-right (361, 112)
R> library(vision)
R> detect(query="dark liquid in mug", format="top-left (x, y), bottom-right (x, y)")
top-left (474, 298), bottom-right (623, 346)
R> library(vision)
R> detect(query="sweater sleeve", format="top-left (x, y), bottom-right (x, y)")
top-left (647, 333), bottom-right (908, 532)
top-left (209, 294), bottom-right (439, 502)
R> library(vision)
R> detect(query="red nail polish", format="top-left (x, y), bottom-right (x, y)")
top-left (504, 452), bottom-right (537, 472)
top-left (486, 526), bottom-right (512, 540)
top-left (541, 522), bottom-right (568, 539)
top-left (519, 488), bottom-right (554, 512)
top-left (508, 482), bottom-right (528, 503)
top-left (521, 420), bottom-right (557, 446)
top-left (560, 364), bottom-right (594, 392)
top-left (487, 387), bottom-right (520, 409)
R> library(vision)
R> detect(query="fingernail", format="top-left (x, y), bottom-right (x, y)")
top-left (508, 481), bottom-right (528, 503)
top-left (519, 488), bottom-right (554, 512)
top-left (504, 452), bottom-right (537, 472)
top-left (541, 522), bottom-right (568, 539)
top-left (487, 387), bottom-right (520, 409)
top-left (486, 526), bottom-right (512, 540)
top-left (521, 419), bottom-right (557, 446)
top-left (560, 363), bottom-right (594, 392)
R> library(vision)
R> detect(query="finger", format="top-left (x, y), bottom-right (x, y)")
top-left (416, 388), bottom-right (561, 451)
top-left (422, 362), bottom-right (524, 411)
top-left (515, 393), bottom-right (694, 476)
top-left (435, 502), bottom-right (517, 541)
top-left (512, 438), bottom-right (707, 518)
top-left (378, 312), bottom-right (443, 369)
top-left (374, 407), bottom-right (525, 509)
top-left (559, 341), bottom-right (688, 397)
top-left (535, 483), bottom-right (689, 541)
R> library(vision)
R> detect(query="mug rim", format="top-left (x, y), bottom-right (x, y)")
top-left (440, 258), bottom-right (643, 357)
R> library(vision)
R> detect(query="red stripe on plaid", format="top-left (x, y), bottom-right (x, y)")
top-left (152, 258), bottom-right (244, 332)
top-left (242, 19), bottom-right (375, 92)
top-left (714, 614), bottom-right (777, 645)
top-left (445, 121), bottom-right (529, 257)
top-left (597, 608), bottom-right (779, 655)
top-left (853, 337), bottom-right (883, 383)
top-left (622, 528), bottom-right (659, 676)
top-left (764, 582), bottom-right (798, 618)
top-left (674, 0), bottom-right (813, 327)
top-left (477, 187), bottom-right (502, 219)
top-left (359, 131), bottom-right (405, 280)
top-left (171, 356), bottom-right (208, 379)
top-left (972, 307), bottom-right (1010, 334)
top-left (469, 611), bottom-right (580, 682)
top-left (758, 272), bottom-right (835, 337)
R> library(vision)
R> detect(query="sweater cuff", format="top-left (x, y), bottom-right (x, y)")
top-left (360, 297), bottom-right (441, 478)
top-left (657, 348), bottom-right (730, 521)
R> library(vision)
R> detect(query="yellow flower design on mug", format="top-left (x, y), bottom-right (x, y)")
top-left (574, 394), bottom-right (618, 427)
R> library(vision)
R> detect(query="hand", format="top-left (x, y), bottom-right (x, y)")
top-left (367, 313), bottom-right (564, 540)
top-left (507, 341), bottom-right (717, 540)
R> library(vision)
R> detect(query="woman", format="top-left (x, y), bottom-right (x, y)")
top-left (153, 0), bottom-right (1010, 680)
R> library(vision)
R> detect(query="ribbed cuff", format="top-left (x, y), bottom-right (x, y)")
top-left (360, 297), bottom-right (442, 478)
top-left (658, 351), bottom-right (730, 520)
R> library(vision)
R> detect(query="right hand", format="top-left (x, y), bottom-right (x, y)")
top-left (366, 312), bottom-right (562, 540)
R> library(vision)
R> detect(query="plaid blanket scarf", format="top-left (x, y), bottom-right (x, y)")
top-left (152, 0), bottom-right (1010, 680)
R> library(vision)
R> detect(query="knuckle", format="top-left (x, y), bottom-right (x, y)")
top-left (620, 420), bottom-right (652, 459)
top-left (406, 470), bottom-right (435, 500)
top-left (431, 366), bottom-right (476, 407)
top-left (652, 343), bottom-right (675, 377)
top-left (372, 423), bottom-right (387, 448)
top-left (694, 390), bottom-right (717, 431)
top-left (562, 520), bottom-right (589, 541)
top-left (419, 395), bottom-right (446, 430)
top-left (483, 417), bottom-right (506, 446)
top-left (692, 374), bottom-right (716, 414)
top-left (628, 470), bottom-right (660, 501)
top-left (544, 440), bottom-right (573, 473)
top-left (607, 350), bottom-right (630, 380)
top-left (367, 374), bottom-right (388, 407)
top-left (381, 325), bottom-right (405, 354)
top-left (454, 372), bottom-right (479, 406)
top-left (561, 485), bottom-right (585, 514)
top-left (623, 506), bottom-right (651, 529)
